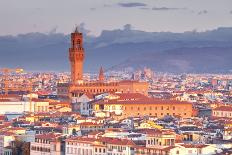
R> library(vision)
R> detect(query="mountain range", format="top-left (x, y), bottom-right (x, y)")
top-left (0, 25), bottom-right (232, 73)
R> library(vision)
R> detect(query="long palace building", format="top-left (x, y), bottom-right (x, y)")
top-left (57, 28), bottom-right (148, 98)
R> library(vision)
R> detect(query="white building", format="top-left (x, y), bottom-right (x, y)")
top-left (0, 99), bottom-right (50, 114)
top-left (169, 144), bottom-right (222, 155)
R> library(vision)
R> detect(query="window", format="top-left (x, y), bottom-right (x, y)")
top-left (161, 106), bottom-right (163, 110)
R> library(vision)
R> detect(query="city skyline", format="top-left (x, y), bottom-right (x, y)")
top-left (0, 0), bottom-right (232, 36)
top-left (0, 1), bottom-right (232, 154)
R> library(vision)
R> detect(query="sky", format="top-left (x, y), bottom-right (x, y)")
top-left (0, 0), bottom-right (232, 36)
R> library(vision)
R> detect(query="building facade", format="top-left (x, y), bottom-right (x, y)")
top-left (93, 97), bottom-right (193, 119)
top-left (212, 106), bottom-right (232, 118)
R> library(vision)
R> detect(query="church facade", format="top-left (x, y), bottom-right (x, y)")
top-left (57, 28), bottom-right (148, 98)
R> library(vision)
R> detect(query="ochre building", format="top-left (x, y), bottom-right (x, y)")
top-left (57, 28), bottom-right (148, 98)
top-left (93, 93), bottom-right (193, 119)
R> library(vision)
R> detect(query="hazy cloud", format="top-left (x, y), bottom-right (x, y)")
top-left (78, 23), bottom-right (91, 35)
top-left (140, 7), bottom-right (150, 10)
top-left (103, 4), bottom-right (112, 8)
top-left (123, 24), bottom-right (133, 31)
top-left (90, 8), bottom-right (96, 11)
top-left (152, 7), bottom-right (186, 11)
top-left (118, 2), bottom-right (147, 8)
top-left (49, 26), bottom-right (58, 34)
top-left (198, 10), bottom-right (208, 15)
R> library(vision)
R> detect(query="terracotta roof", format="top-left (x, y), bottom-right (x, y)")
top-left (180, 144), bottom-right (208, 148)
top-left (0, 115), bottom-right (6, 120)
top-left (96, 98), bottom-right (192, 105)
top-left (0, 94), bottom-right (20, 98)
top-left (35, 133), bottom-right (61, 140)
top-left (85, 93), bottom-right (95, 99)
top-left (0, 99), bottom-right (12, 102)
top-left (67, 136), bottom-right (135, 146)
top-left (104, 138), bottom-right (136, 146)
top-left (136, 129), bottom-right (175, 136)
top-left (31, 98), bottom-right (49, 102)
top-left (79, 122), bottom-right (103, 126)
top-left (0, 131), bottom-right (15, 136)
top-left (114, 93), bottom-right (149, 100)
top-left (214, 106), bottom-right (232, 112)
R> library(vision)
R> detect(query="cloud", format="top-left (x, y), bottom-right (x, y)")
top-left (90, 8), bottom-right (96, 11)
top-left (49, 26), bottom-right (58, 34)
top-left (198, 10), bottom-right (208, 15)
top-left (117, 2), bottom-right (147, 8)
top-left (140, 7), bottom-right (150, 10)
top-left (103, 4), bottom-right (112, 8)
top-left (123, 24), bottom-right (133, 31)
top-left (230, 10), bottom-right (232, 14)
top-left (152, 7), bottom-right (186, 11)
top-left (77, 23), bottom-right (91, 35)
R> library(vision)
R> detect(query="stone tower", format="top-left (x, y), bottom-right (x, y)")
top-left (69, 27), bottom-right (85, 84)
top-left (99, 66), bottom-right (105, 82)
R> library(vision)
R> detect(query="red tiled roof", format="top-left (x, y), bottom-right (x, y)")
top-left (114, 93), bottom-right (149, 100)
top-left (79, 122), bottom-right (103, 126)
top-left (213, 106), bottom-right (232, 112)
top-left (96, 98), bottom-right (192, 105)
top-left (35, 133), bottom-right (61, 140)
top-left (0, 99), bottom-right (12, 102)
top-left (31, 98), bottom-right (49, 102)
top-left (104, 138), bottom-right (136, 146)
top-left (180, 144), bottom-right (208, 148)
top-left (85, 93), bottom-right (95, 99)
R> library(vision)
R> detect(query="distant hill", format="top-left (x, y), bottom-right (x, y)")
top-left (0, 26), bottom-right (232, 73)
top-left (110, 47), bottom-right (232, 73)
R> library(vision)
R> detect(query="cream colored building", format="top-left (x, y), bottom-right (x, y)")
top-left (30, 133), bottom-right (63, 155)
